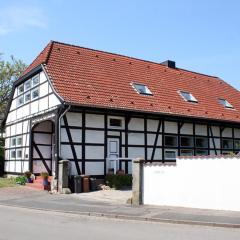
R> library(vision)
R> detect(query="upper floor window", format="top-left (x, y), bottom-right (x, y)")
top-left (32, 75), bottom-right (40, 86)
top-left (32, 88), bottom-right (39, 99)
top-left (219, 98), bottom-right (233, 109)
top-left (18, 84), bottom-right (24, 95)
top-left (132, 83), bottom-right (153, 95)
top-left (179, 91), bottom-right (198, 103)
top-left (24, 80), bottom-right (31, 91)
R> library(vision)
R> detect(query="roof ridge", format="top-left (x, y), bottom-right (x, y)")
top-left (51, 40), bottom-right (218, 79)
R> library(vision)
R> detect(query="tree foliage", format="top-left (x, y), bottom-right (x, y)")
top-left (0, 54), bottom-right (27, 113)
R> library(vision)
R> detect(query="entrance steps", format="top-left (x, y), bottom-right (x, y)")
top-left (25, 176), bottom-right (53, 191)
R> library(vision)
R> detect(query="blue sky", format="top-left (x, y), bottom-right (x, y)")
top-left (1, 0), bottom-right (240, 89)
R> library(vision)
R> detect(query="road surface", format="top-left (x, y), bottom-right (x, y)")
top-left (0, 205), bottom-right (240, 240)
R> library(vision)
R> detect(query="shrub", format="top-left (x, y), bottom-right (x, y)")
top-left (105, 174), bottom-right (132, 190)
top-left (15, 176), bottom-right (27, 185)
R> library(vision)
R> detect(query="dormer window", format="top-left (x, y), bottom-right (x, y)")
top-left (219, 98), bottom-right (233, 109)
top-left (179, 91), bottom-right (198, 103)
top-left (132, 83), bottom-right (152, 95)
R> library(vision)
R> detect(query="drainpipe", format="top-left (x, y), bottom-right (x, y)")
top-left (55, 104), bottom-right (71, 181)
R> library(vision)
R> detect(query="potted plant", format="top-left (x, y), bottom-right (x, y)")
top-left (24, 171), bottom-right (33, 183)
top-left (41, 172), bottom-right (49, 190)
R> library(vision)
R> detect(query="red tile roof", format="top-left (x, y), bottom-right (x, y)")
top-left (23, 41), bottom-right (240, 123)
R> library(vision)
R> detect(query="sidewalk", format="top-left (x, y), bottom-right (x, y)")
top-left (1, 187), bottom-right (240, 228)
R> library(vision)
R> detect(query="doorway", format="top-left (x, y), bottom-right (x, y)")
top-left (31, 120), bottom-right (55, 175)
top-left (107, 137), bottom-right (120, 173)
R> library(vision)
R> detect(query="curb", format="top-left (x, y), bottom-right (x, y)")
top-left (0, 203), bottom-right (240, 229)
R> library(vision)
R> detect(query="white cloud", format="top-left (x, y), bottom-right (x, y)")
top-left (0, 5), bottom-right (46, 36)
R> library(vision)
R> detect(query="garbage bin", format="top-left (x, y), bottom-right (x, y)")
top-left (90, 178), bottom-right (97, 191)
top-left (69, 175), bottom-right (82, 193)
top-left (81, 175), bottom-right (90, 192)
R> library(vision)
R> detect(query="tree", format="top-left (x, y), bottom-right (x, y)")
top-left (0, 54), bottom-right (27, 115)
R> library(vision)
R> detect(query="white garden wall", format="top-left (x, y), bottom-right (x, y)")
top-left (143, 156), bottom-right (240, 211)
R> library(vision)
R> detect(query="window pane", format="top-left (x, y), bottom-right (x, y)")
top-left (180, 149), bottom-right (193, 156)
top-left (32, 75), bottom-right (39, 86)
top-left (25, 92), bottom-right (31, 102)
top-left (18, 84), bottom-right (24, 95)
top-left (24, 80), bottom-right (31, 90)
top-left (109, 118), bottom-right (122, 127)
top-left (16, 150), bottom-right (22, 158)
top-left (235, 140), bottom-right (240, 149)
top-left (222, 139), bottom-right (233, 149)
top-left (32, 88), bottom-right (39, 99)
top-left (165, 135), bottom-right (177, 147)
top-left (180, 136), bottom-right (193, 147)
top-left (196, 137), bottom-right (208, 148)
top-left (17, 96), bottom-right (24, 106)
top-left (132, 83), bottom-right (152, 95)
top-left (196, 150), bottom-right (208, 156)
top-left (165, 150), bottom-right (176, 160)
top-left (17, 137), bottom-right (22, 146)
top-left (11, 138), bottom-right (16, 146)
top-left (10, 150), bottom-right (16, 159)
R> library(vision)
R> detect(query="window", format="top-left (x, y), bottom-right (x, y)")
top-left (32, 75), bottom-right (40, 86)
top-left (25, 92), bottom-right (31, 102)
top-left (16, 150), bottom-right (22, 159)
top-left (11, 138), bottom-right (16, 146)
top-left (164, 135), bottom-right (177, 147)
top-left (195, 137), bottom-right (208, 148)
top-left (219, 98), bottom-right (233, 109)
top-left (17, 137), bottom-right (22, 146)
top-left (24, 80), bottom-right (31, 91)
top-left (234, 140), bottom-right (240, 149)
top-left (109, 118), bottom-right (122, 127)
top-left (180, 136), bottom-right (193, 147)
top-left (10, 150), bottom-right (16, 159)
top-left (17, 96), bottom-right (24, 106)
top-left (165, 150), bottom-right (177, 160)
top-left (196, 150), bottom-right (208, 156)
top-left (180, 149), bottom-right (193, 156)
top-left (32, 88), bottom-right (39, 99)
top-left (179, 91), bottom-right (198, 103)
top-left (222, 139), bottom-right (233, 149)
top-left (18, 84), bottom-right (24, 95)
top-left (132, 83), bottom-right (152, 95)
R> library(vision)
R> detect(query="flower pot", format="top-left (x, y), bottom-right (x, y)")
top-left (27, 178), bottom-right (33, 183)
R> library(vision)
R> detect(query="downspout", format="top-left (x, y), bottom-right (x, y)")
top-left (55, 104), bottom-right (71, 181)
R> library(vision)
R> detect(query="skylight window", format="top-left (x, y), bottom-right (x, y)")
top-left (132, 83), bottom-right (152, 95)
top-left (179, 91), bottom-right (198, 103)
top-left (219, 98), bottom-right (233, 109)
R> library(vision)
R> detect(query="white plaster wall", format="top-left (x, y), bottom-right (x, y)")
top-left (85, 146), bottom-right (104, 159)
top-left (147, 119), bottom-right (161, 132)
top-left (195, 124), bottom-right (207, 136)
top-left (211, 126), bottom-right (220, 137)
top-left (165, 121), bottom-right (178, 134)
top-left (147, 134), bottom-right (162, 146)
top-left (65, 112), bottom-right (82, 127)
top-left (143, 157), bottom-right (240, 211)
top-left (234, 128), bottom-right (240, 138)
top-left (180, 123), bottom-right (193, 135)
top-left (147, 148), bottom-right (162, 160)
top-left (86, 130), bottom-right (104, 143)
top-left (222, 128), bottom-right (232, 137)
top-left (86, 114), bottom-right (104, 128)
top-left (128, 133), bottom-right (144, 145)
top-left (128, 147), bottom-right (144, 159)
top-left (210, 138), bottom-right (220, 148)
top-left (85, 162), bottom-right (104, 175)
top-left (128, 118), bottom-right (144, 131)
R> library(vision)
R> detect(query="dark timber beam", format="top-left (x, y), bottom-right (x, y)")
top-left (151, 120), bottom-right (162, 162)
top-left (32, 141), bottom-right (51, 175)
top-left (209, 126), bottom-right (217, 155)
top-left (63, 115), bottom-right (81, 175)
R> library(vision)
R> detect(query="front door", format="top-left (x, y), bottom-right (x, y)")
top-left (107, 138), bottom-right (120, 173)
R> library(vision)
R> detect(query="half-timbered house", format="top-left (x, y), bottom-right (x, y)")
top-left (3, 41), bottom-right (240, 179)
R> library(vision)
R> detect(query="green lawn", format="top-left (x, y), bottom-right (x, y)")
top-left (0, 178), bottom-right (17, 188)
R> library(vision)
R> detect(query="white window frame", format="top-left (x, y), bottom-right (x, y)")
top-left (24, 91), bottom-right (31, 103)
top-left (10, 150), bottom-right (16, 159)
top-left (32, 75), bottom-right (40, 87)
top-left (164, 149), bottom-right (177, 160)
top-left (31, 87), bottom-right (39, 100)
top-left (24, 79), bottom-right (31, 91)
top-left (11, 138), bottom-right (16, 147)
top-left (16, 149), bottom-right (22, 159)
top-left (18, 84), bottom-right (24, 95)
top-left (219, 98), bottom-right (233, 109)
top-left (131, 83), bottom-right (153, 95)
top-left (16, 137), bottom-right (22, 146)
top-left (17, 95), bottom-right (24, 106)
top-left (108, 116), bottom-right (124, 129)
top-left (179, 90), bottom-right (198, 103)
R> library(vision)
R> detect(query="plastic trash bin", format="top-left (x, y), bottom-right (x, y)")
top-left (69, 175), bottom-right (82, 193)
top-left (81, 175), bottom-right (90, 192)
top-left (90, 178), bottom-right (97, 191)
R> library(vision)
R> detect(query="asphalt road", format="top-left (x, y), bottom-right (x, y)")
top-left (0, 205), bottom-right (240, 240)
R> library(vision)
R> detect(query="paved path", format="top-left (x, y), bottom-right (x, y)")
top-left (1, 204), bottom-right (240, 240)
top-left (2, 187), bottom-right (240, 228)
